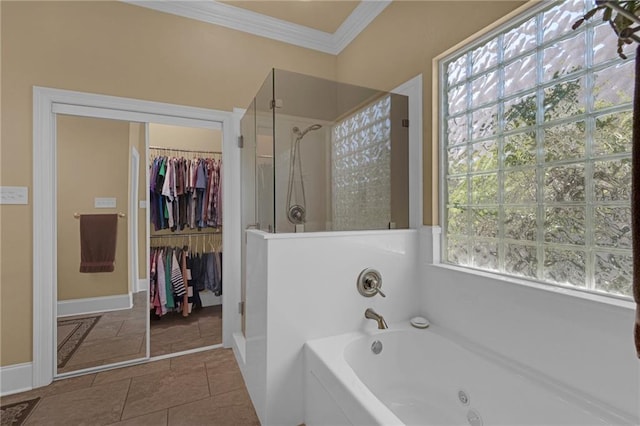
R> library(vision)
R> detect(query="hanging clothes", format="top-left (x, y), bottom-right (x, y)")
top-left (149, 153), bottom-right (223, 232)
top-left (149, 242), bottom-right (222, 318)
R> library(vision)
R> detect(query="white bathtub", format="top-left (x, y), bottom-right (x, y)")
top-left (304, 323), bottom-right (634, 426)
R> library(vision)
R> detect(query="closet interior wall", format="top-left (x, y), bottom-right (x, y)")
top-left (148, 123), bottom-right (224, 356)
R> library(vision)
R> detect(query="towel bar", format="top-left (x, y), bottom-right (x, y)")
top-left (74, 212), bottom-right (125, 218)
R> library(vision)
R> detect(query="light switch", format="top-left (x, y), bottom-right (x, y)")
top-left (139, 200), bottom-right (148, 209)
top-left (0, 186), bottom-right (28, 205)
top-left (94, 197), bottom-right (117, 208)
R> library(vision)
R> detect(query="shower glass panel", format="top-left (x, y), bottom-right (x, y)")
top-left (241, 69), bottom-right (409, 233)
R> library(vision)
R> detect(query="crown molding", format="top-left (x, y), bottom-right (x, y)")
top-left (333, 0), bottom-right (391, 54)
top-left (122, 0), bottom-right (392, 55)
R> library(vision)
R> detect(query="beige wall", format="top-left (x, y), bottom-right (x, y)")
top-left (149, 124), bottom-right (223, 153)
top-left (336, 0), bottom-right (526, 225)
top-left (57, 115), bottom-right (130, 300)
top-left (0, 0), bottom-right (335, 366)
top-left (0, 0), bottom-right (525, 366)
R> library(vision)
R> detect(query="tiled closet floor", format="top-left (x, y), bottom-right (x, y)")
top-left (151, 304), bottom-right (222, 356)
top-left (1, 348), bottom-right (260, 425)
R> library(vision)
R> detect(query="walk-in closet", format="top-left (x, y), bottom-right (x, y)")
top-left (147, 123), bottom-right (224, 357)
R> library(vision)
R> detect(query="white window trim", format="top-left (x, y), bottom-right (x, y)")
top-left (431, 1), bottom-right (636, 306)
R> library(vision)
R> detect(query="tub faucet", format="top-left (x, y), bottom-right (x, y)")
top-left (365, 308), bottom-right (388, 329)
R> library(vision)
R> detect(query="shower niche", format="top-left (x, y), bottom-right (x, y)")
top-left (240, 69), bottom-right (409, 234)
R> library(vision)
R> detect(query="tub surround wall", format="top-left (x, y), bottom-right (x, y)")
top-left (242, 231), bottom-right (269, 421)
top-left (418, 227), bottom-right (639, 422)
top-left (239, 229), bottom-right (419, 425)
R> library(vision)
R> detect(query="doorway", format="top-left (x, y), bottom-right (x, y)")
top-left (32, 87), bottom-right (242, 387)
top-left (147, 124), bottom-right (224, 356)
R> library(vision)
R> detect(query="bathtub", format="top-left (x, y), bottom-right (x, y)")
top-left (304, 323), bottom-right (634, 426)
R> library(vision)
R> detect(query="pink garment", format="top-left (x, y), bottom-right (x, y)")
top-left (217, 161), bottom-right (223, 227)
top-left (156, 249), bottom-right (168, 315)
top-left (206, 160), bottom-right (218, 227)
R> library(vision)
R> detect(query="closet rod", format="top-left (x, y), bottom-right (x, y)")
top-left (149, 146), bottom-right (222, 155)
top-left (74, 212), bottom-right (125, 218)
top-left (150, 231), bottom-right (222, 238)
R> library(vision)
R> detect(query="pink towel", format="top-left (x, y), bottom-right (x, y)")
top-left (79, 214), bottom-right (118, 273)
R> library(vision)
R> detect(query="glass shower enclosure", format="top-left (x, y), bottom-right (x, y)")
top-left (240, 69), bottom-right (410, 234)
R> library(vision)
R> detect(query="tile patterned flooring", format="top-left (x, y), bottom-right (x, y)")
top-left (57, 293), bottom-right (223, 374)
top-left (1, 348), bottom-right (260, 425)
top-left (57, 293), bottom-right (148, 374)
top-left (151, 305), bottom-right (223, 356)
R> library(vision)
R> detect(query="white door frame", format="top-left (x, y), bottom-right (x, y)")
top-left (32, 86), bottom-right (240, 387)
top-left (129, 145), bottom-right (140, 293)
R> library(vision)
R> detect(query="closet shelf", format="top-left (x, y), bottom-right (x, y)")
top-left (149, 146), bottom-right (221, 155)
top-left (150, 231), bottom-right (221, 238)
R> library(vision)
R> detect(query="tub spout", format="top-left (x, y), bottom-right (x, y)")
top-left (365, 308), bottom-right (388, 329)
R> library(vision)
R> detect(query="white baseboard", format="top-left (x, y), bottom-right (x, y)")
top-left (200, 290), bottom-right (222, 307)
top-left (57, 293), bottom-right (132, 317)
top-left (232, 332), bottom-right (246, 366)
top-left (136, 278), bottom-right (148, 293)
top-left (0, 362), bottom-right (33, 396)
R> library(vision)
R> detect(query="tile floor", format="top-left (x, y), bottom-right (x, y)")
top-left (57, 292), bottom-right (223, 374)
top-left (1, 348), bottom-right (260, 425)
top-left (151, 305), bottom-right (222, 356)
top-left (58, 292), bottom-right (148, 373)
top-left (57, 293), bottom-right (148, 374)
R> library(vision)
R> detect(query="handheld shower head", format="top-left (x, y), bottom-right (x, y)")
top-left (292, 124), bottom-right (322, 138)
top-left (286, 123), bottom-right (323, 227)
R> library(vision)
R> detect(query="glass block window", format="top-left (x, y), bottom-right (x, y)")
top-left (332, 95), bottom-right (391, 230)
top-left (441, 0), bottom-right (634, 298)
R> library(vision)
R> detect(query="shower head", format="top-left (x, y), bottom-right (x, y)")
top-left (292, 124), bottom-right (322, 138)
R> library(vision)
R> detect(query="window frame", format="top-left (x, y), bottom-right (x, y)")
top-left (436, 0), bottom-right (634, 302)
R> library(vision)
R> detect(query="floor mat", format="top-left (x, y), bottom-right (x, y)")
top-left (57, 315), bottom-right (101, 368)
top-left (0, 397), bottom-right (40, 426)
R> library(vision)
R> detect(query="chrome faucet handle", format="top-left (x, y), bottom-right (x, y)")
top-left (364, 276), bottom-right (386, 297)
top-left (357, 268), bottom-right (385, 298)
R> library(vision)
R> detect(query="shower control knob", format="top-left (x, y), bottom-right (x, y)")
top-left (357, 268), bottom-right (385, 298)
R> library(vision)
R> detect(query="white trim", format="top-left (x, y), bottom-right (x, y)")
top-left (332, 1), bottom-right (392, 54)
top-left (129, 146), bottom-right (140, 293)
top-left (33, 87), bottom-right (57, 388)
top-left (232, 332), bottom-right (246, 365)
top-left (122, 0), bottom-right (391, 55)
top-left (148, 343), bottom-right (224, 362)
top-left (254, 228), bottom-right (416, 240)
top-left (144, 122), bottom-right (151, 359)
top-left (33, 86), bottom-right (239, 389)
top-left (51, 98), bottom-right (224, 129)
top-left (418, 225), bottom-right (442, 265)
top-left (0, 363), bottom-right (33, 396)
top-left (225, 107), bottom-right (245, 348)
top-left (55, 357), bottom-right (148, 380)
top-left (57, 294), bottom-right (133, 318)
top-left (392, 74), bottom-right (423, 229)
top-left (138, 278), bottom-right (149, 294)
